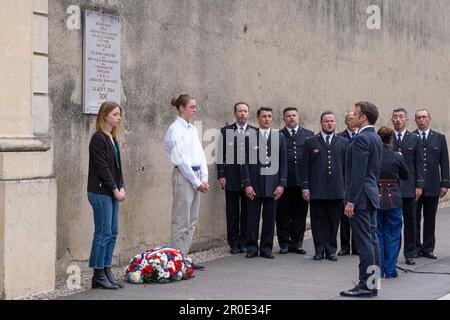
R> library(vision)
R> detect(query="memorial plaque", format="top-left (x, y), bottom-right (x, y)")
top-left (83, 10), bottom-right (121, 114)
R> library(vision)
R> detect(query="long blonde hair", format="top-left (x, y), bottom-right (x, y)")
top-left (96, 101), bottom-right (123, 139)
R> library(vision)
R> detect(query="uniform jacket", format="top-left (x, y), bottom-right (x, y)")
top-left (378, 145), bottom-right (409, 210)
top-left (413, 129), bottom-right (450, 197)
top-left (241, 128), bottom-right (288, 198)
top-left (279, 126), bottom-right (314, 187)
top-left (217, 123), bottom-right (256, 192)
top-left (392, 131), bottom-right (425, 198)
top-left (301, 133), bottom-right (348, 200)
top-left (345, 127), bottom-right (383, 209)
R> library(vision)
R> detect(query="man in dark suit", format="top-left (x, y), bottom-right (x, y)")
top-left (277, 107), bottom-right (314, 255)
top-left (337, 111), bottom-right (358, 256)
top-left (301, 111), bottom-right (348, 261)
top-left (340, 101), bottom-right (383, 298)
top-left (217, 102), bottom-right (256, 254)
top-left (414, 109), bottom-right (449, 259)
top-left (241, 107), bottom-right (288, 259)
top-left (391, 107), bottom-right (424, 265)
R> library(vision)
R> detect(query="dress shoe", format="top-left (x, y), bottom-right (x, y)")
top-left (193, 263), bottom-right (206, 270)
top-left (340, 285), bottom-right (376, 298)
top-left (239, 247), bottom-right (247, 254)
top-left (313, 254), bottom-right (324, 261)
top-left (279, 247), bottom-right (289, 254)
top-left (422, 252), bottom-right (437, 259)
top-left (230, 248), bottom-right (240, 254)
top-left (260, 253), bottom-right (275, 259)
top-left (326, 254), bottom-right (338, 262)
top-left (245, 252), bottom-right (258, 258)
top-left (338, 249), bottom-right (350, 256)
top-left (405, 257), bottom-right (416, 265)
top-left (293, 248), bottom-right (307, 255)
top-left (104, 267), bottom-right (124, 288)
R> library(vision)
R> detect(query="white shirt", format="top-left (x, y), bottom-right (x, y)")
top-left (417, 128), bottom-right (430, 140)
top-left (164, 116), bottom-right (208, 189)
top-left (394, 128), bottom-right (407, 141)
top-left (358, 125), bottom-right (375, 134)
top-left (260, 128), bottom-right (271, 140)
top-left (320, 131), bottom-right (335, 144)
top-left (237, 123), bottom-right (248, 132)
top-left (288, 126), bottom-right (299, 136)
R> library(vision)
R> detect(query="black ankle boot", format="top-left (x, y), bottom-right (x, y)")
top-left (104, 267), bottom-right (124, 288)
top-left (92, 269), bottom-right (119, 290)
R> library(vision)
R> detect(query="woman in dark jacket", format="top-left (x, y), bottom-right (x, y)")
top-left (376, 127), bottom-right (409, 278)
top-left (88, 101), bottom-right (125, 289)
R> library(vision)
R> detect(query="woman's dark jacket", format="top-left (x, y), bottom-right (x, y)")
top-left (88, 131), bottom-right (125, 195)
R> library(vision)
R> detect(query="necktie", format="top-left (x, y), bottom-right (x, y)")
top-left (239, 127), bottom-right (244, 134)
top-left (265, 131), bottom-right (269, 140)
top-left (350, 132), bottom-right (356, 141)
top-left (291, 129), bottom-right (296, 137)
top-left (422, 132), bottom-right (426, 142)
top-left (397, 133), bottom-right (402, 142)
top-left (326, 135), bottom-right (330, 146)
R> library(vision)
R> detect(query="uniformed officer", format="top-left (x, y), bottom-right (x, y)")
top-left (277, 107), bottom-right (314, 255)
top-left (301, 111), bottom-right (348, 261)
top-left (217, 102), bottom-right (256, 254)
top-left (414, 109), bottom-right (450, 259)
top-left (376, 127), bottom-right (409, 279)
top-left (337, 111), bottom-right (358, 256)
top-left (241, 107), bottom-right (288, 259)
top-left (391, 107), bottom-right (424, 265)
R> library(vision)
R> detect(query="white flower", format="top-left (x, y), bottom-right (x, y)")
top-left (129, 271), bottom-right (143, 284)
top-left (140, 259), bottom-right (148, 267)
top-left (164, 271), bottom-right (170, 278)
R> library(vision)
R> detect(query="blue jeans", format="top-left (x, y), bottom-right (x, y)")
top-left (88, 192), bottom-right (120, 269)
top-left (376, 208), bottom-right (403, 278)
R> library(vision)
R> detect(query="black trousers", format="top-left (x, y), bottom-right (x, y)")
top-left (225, 190), bottom-right (248, 250)
top-left (310, 200), bottom-right (342, 256)
top-left (401, 198), bottom-right (417, 258)
top-left (246, 197), bottom-right (278, 255)
top-left (276, 187), bottom-right (308, 250)
top-left (349, 201), bottom-right (380, 284)
top-left (416, 195), bottom-right (439, 254)
top-left (340, 212), bottom-right (358, 254)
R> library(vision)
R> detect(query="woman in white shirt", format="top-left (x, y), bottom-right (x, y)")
top-left (164, 94), bottom-right (209, 269)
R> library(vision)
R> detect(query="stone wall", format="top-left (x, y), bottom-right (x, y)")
top-left (48, 0), bottom-right (450, 275)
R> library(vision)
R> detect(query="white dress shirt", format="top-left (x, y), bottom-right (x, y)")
top-left (394, 128), bottom-right (407, 141)
top-left (417, 128), bottom-right (430, 140)
top-left (320, 131), bottom-right (335, 144)
top-left (164, 116), bottom-right (208, 189)
top-left (358, 125), bottom-right (375, 134)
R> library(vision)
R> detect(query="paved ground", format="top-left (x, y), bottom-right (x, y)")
top-left (66, 206), bottom-right (450, 300)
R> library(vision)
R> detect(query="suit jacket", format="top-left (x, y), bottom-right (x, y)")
top-left (279, 126), bottom-right (314, 187)
top-left (338, 130), bottom-right (357, 143)
top-left (345, 127), bottom-right (383, 209)
top-left (241, 128), bottom-right (288, 198)
top-left (392, 131), bottom-right (425, 198)
top-left (217, 123), bottom-right (256, 192)
top-left (301, 133), bottom-right (348, 200)
top-left (413, 129), bottom-right (450, 197)
top-left (378, 145), bottom-right (409, 210)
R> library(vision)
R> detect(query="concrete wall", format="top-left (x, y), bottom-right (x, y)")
top-left (49, 0), bottom-right (450, 274)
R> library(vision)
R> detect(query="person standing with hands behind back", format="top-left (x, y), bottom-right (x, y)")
top-left (88, 101), bottom-right (126, 290)
top-left (164, 94), bottom-right (209, 270)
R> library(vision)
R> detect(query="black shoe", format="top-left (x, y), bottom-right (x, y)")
top-left (192, 263), bottom-right (206, 270)
top-left (92, 269), bottom-right (119, 290)
top-left (239, 247), bottom-right (247, 254)
top-left (405, 257), bottom-right (416, 265)
top-left (293, 248), bottom-right (307, 255)
top-left (104, 267), bottom-right (124, 288)
top-left (279, 247), bottom-right (289, 254)
top-left (340, 285), bottom-right (376, 298)
top-left (313, 254), bottom-right (324, 261)
top-left (230, 248), bottom-right (240, 254)
top-left (422, 252), bottom-right (437, 259)
top-left (326, 254), bottom-right (338, 262)
top-left (338, 249), bottom-right (350, 256)
top-left (245, 252), bottom-right (258, 259)
top-left (260, 253), bottom-right (275, 259)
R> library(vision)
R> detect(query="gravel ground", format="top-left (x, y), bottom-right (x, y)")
top-left (18, 231), bottom-right (313, 300)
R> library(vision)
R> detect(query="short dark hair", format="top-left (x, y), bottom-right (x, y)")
top-left (257, 107), bottom-right (273, 117)
top-left (234, 102), bottom-right (250, 113)
top-left (283, 107), bottom-right (298, 115)
top-left (377, 126), bottom-right (394, 146)
top-left (320, 111), bottom-right (335, 122)
top-left (392, 107), bottom-right (408, 117)
top-left (355, 101), bottom-right (379, 125)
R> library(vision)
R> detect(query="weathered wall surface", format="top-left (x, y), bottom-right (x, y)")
top-left (49, 0), bottom-right (450, 274)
